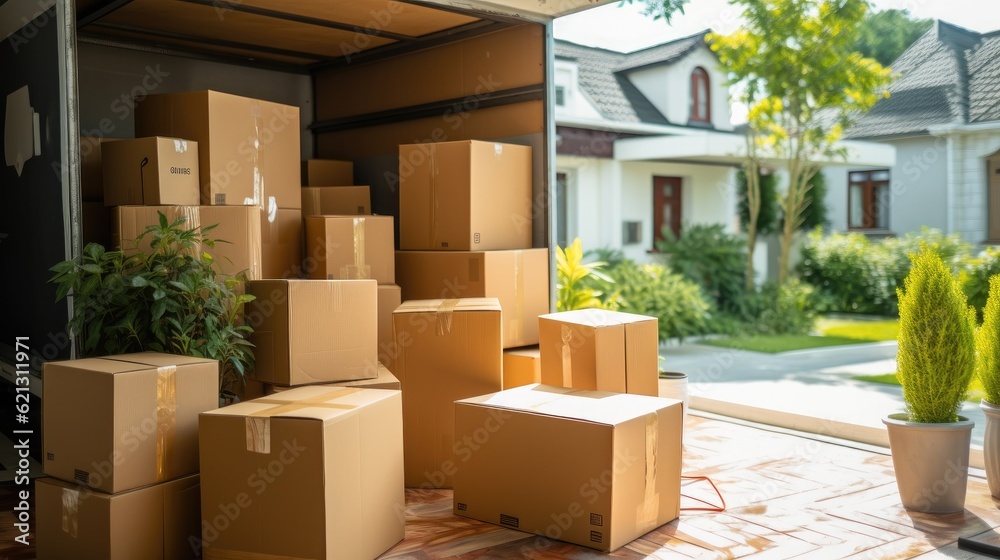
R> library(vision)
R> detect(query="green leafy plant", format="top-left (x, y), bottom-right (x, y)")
top-left (49, 212), bottom-right (255, 401)
top-left (605, 259), bottom-right (711, 341)
top-left (656, 224), bottom-right (746, 313)
top-left (896, 248), bottom-right (976, 423)
top-left (961, 248), bottom-right (1000, 321)
top-left (976, 276), bottom-right (1000, 405)
top-left (739, 280), bottom-right (818, 335)
top-left (556, 238), bottom-right (615, 312)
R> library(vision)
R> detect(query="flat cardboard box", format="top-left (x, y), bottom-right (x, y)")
top-left (247, 279), bottom-right (378, 386)
top-left (135, 90), bottom-right (301, 208)
top-left (377, 284), bottom-right (402, 368)
top-left (42, 353), bottom-right (218, 494)
top-left (538, 310), bottom-right (659, 397)
top-left (393, 298), bottom-right (502, 487)
top-left (36, 474), bottom-right (201, 560)
top-left (113, 205), bottom-right (263, 279)
top-left (395, 248), bottom-right (549, 348)
top-left (102, 137), bottom-right (200, 207)
top-left (305, 215), bottom-right (394, 283)
top-left (503, 346), bottom-right (540, 389)
top-left (80, 135), bottom-right (119, 201)
top-left (198, 386), bottom-right (404, 560)
top-left (301, 186), bottom-right (371, 216)
top-left (303, 159), bottom-right (353, 186)
top-left (262, 208), bottom-right (303, 279)
top-left (82, 201), bottom-right (113, 249)
top-left (265, 363), bottom-right (400, 394)
top-left (452, 384), bottom-right (682, 552)
top-left (399, 140), bottom-right (532, 251)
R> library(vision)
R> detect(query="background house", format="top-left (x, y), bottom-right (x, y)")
top-left (823, 21), bottom-right (1000, 245)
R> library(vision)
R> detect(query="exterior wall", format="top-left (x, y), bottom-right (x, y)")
top-left (629, 47), bottom-right (732, 131)
top-left (948, 130), bottom-right (1000, 243)
top-left (554, 59), bottom-right (603, 120)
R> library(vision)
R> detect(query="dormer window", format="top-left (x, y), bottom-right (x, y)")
top-left (690, 67), bottom-right (710, 124)
top-left (555, 85), bottom-right (566, 107)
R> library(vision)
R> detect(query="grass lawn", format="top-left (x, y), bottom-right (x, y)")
top-left (702, 335), bottom-right (867, 353)
top-left (816, 317), bottom-right (899, 342)
top-left (853, 372), bottom-right (985, 402)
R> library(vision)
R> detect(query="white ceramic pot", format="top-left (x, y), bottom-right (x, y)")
top-left (981, 400), bottom-right (1000, 499)
top-left (883, 413), bottom-right (974, 513)
top-left (659, 371), bottom-right (689, 422)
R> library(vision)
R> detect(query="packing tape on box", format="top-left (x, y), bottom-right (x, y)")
top-left (636, 412), bottom-right (660, 529)
top-left (61, 487), bottom-right (79, 538)
top-left (156, 365), bottom-right (178, 482)
top-left (429, 148), bottom-right (441, 248)
top-left (244, 389), bottom-right (364, 453)
top-left (436, 299), bottom-right (460, 336)
top-left (328, 281), bottom-right (345, 314)
top-left (249, 100), bottom-right (264, 209)
top-left (560, 325), bottom-right (574, 388)
top-left (510, 250), bottom-right (525, 344)
top-left (206, 548), bottom-right (314, 560)
top-left (339, 217), bottom-right (371, 279)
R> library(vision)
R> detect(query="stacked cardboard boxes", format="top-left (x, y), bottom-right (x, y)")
top-left (37, 352), bottom-right (218, 559)
top-left (394, 140), bottom-right (548, 352)
top-left (80, 135), bottom-right (116, 248)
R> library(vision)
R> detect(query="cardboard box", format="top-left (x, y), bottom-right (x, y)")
top-left (306, 215), bottom-right (394, 283)
top-left (135, 90), bottom-right (301, 208)
top-left (247, 279), bottom-right (378, 386)
top-left (198, 386), bottom-right (404, 560)
top-left (82, 201), bottom-right (112, 249)
top-left (393, 298), bottom-right (502, 487)
top-left (262, 208), bottom-right (303, 279)
top-left (452, 384), bottom-right (682, 552)
top-left (539, 310), bottom-right (659, 397)
top-left (265, 363), bottom-right (400, 394)
top-left (503, 346), bottom-right (540, 389)
top-left (301, 186), bottom-right (371, 216)
top-left (80, 135), bottom-right (119, 201)
top-left (399, 140), bottom-right (532, 251)
top-left (113, 205), bottom-right (263, 279)
top-left (42, 353), bottom-right (218, 494)
top-left (101, 137), bottom-right (200, 207)
top-left (395, 248), bottom-right (549, 348)
top-left (36, 474), bottom-right (201, 560)
top-left (302, 159), bottom-right (353, 186)
top-left (378, 284), bottom-right (402, 363)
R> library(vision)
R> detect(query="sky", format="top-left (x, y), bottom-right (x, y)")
top-left (554, 0), bottom-right (1000, 53)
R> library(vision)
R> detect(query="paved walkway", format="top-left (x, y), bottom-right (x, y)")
top-left (662, 339), bottom-right (987, 447)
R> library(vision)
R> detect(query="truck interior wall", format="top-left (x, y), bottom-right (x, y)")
top-left (77, 41), bottom-right (314, 154)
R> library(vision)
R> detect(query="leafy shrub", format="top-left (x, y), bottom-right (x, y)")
top-left (655, 224), bottom-right (746, 313)
top-left (799, 170), bottom-right (830, 231)
top-left (737, 168), bottom-right (779, 235)
top-left (961, 247), bottom-right (1000, 320)
top-left (976, 276), bottom-right (1000, 405)
top-left (739, 280), bottom-right (818, 335)
top-left (605, 259), bottom-right (712, 341)
top-left (556, 238), bottom-right (615, 311)
top-left (896, 248), bottom-right (975, 423)
top-left (49, 213), bottom-right (255, 400)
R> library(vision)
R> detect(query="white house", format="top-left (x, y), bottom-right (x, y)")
top-left (823, 21), bottom-right (1000, 244)
top-left (554, 33), bottom-right (895, 270)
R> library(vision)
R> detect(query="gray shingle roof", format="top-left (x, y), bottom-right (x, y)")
top-left (846, 21), bottom-right (1000, 139)
top-left (554, 32), bottom-right (710, 125)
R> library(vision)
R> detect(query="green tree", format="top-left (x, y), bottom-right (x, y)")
top-left (621, 0), bottom-right (689, 22)
top-left (854, 9), bottom-right (932, 66)
top-left (737, 168), bottom-right (779, 235)
top-left (711, 0), bottom-right (893, 285)
top-left (800, 170), bottom-right (829, 231)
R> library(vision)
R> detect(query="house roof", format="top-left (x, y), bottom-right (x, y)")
top-left (554, 32), bottom-right (710, 125)
top-left (847, 21), bottom-right (1000, 139)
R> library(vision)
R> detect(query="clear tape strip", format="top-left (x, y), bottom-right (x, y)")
top-left (61, 487), bottom-right (79, 538)
top-left (436, 299), bottom-right (460, 336)
top-left (636, 412), bottom-right (660, 529)
top-left (156, 365), bottom-right (177, 481)
top-left (560, 325), bottom-right (573, 388)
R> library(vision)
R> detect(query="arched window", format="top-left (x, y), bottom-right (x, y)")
top-left (690, 67), bottom-right (711, 124)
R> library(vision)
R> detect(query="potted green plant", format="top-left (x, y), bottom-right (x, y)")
top-left (884, 248), bottom-right (976, 513)
top-left (49, 212), bottom-right (255, 403)
top-left (976, 275), bottom-right (1000, 499)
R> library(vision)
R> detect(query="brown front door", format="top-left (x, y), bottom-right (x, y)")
top-left (653, 176), bottom-right (682, 244)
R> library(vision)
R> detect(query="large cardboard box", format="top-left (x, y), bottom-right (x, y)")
top-left (399, 140), bottom-right (532, 251)
top-left (539, 310), bottom-right (659, 397)
top-left (265, 363), bottom-right (400, 394)
top-left (42, 353), bottom-right (218, 494)
top-left (302, 159), bottom-right (353, 186)
top-left (393, 298), bottom-right (502, 487)
top-left (113, 205), bottom-right (263, 279)
top-left (503, 346), bottom-right (540, 389)
top-left (306, 215), bottom-right (394, 283)
top-left (452, 384), bottom-right (683, 552)
top-left (262, 208), bottom-right (303, 278)
top-left (395, 248), bottom-right (548, 348)
top-left (102, 137), bottom-right (200, 207)
top-left (198, 387), bottom-right (404, 560)
top-left (135, 90), bottom-right (301, 208)
top-left (377, 284), bottom-right (402, 361)
top-left (301, 186), bottom-right (371, 216)
top-left (36, 474), bottom-right (201, 560)
top-left (247, 279), bottom-right (378, 386)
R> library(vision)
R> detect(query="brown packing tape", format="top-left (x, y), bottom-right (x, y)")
top-left (339, 217), bottom-right (371, 279)
top-left (156, 365), bottom-right (178, 482)
top-left (205, 548), bottom-right (314, 560)
top-left (245, 417), bottom-right (271, 454)
top-left (436, 299), bottom-right (460, 336)
top-left (636, 412), bottom-right (660, 529)
top-left (560, 325), bottom-right (573, 388)
top-left (243, 389), bottom-right (364, 453)
top-left (61, 487), bottom-right (79, 538)
top-left (511, 250), bottom-right (525, 344)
